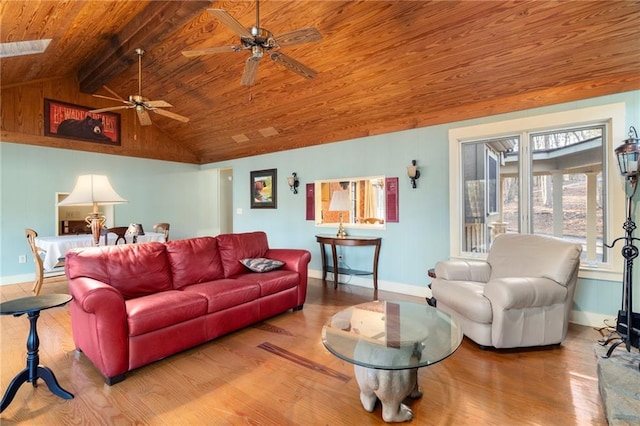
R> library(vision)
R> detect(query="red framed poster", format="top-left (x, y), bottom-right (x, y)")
top-left (44, 98), bottom-right (121, 145)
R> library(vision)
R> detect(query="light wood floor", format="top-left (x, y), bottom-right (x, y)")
top-left (1, 277), bottom-right (606, 425)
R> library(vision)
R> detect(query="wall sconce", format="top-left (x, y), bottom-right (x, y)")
top-left (407, 160), bottom-right (420, 188)
top-left (287, 172), bottom-right (299, 194)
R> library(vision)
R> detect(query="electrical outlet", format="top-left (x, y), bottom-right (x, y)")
top-left (18, 255), bottom-right (27, 264)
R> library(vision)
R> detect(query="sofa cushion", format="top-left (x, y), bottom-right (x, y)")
top-left (233, 270), bottom-right (299, 297)
top-left (217, 231), bottom-right (270, 277)
top-left (66, 242), bottom-right (172, 299)
top-left (166, 237), bottom-right (225, 289)
top-left (126, 290), bottom-right (208, 337)
top-left (181, 279), bottom-right (261, 313)
top-left (240, 257), bottom-right (284, 273)
top-left (107, 243), bottom-right (173, 299)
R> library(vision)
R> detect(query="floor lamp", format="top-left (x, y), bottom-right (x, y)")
top-left (604, 126), bottom-right (640, 357)
top-left (57, 175), bottom-right (127, 246)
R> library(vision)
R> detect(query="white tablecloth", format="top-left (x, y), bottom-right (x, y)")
top-left (35, 232), bottom-right (167, 271)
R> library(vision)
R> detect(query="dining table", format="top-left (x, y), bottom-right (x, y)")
top-left (35, 232), bottom-right (167, 271)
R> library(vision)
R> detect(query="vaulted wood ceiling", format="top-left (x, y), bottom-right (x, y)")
top-left (2, 1), bottom-right (639, 164)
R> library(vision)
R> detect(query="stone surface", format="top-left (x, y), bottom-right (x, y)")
top-left (594, 344), bottom-right (640, 426)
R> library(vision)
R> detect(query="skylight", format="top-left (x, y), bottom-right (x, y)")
top-left (0, 39), bottom-right (52, 58)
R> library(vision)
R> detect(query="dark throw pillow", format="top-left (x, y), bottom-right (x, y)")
top-left (240, 258), bottom-right (284, 273)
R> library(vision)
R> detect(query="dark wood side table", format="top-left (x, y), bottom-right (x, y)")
top-left (316, 234), bottom-right (382, 290)
top-left (1, 294), bottom-right (74, 412)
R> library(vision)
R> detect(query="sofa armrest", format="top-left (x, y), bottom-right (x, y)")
top-left (68, 277), bottom-right (128, 380)
top-left (435, 260), bottom-right (491, 282)
top-left (265, 248), bottom-right (311, 273)
top-left (484, 277), bottom-right (567, 309)
top-left (265, 248), bottom-right (311, 307)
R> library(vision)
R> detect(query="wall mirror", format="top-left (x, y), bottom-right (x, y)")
top-left (315, 176), bottom-right (386, 229)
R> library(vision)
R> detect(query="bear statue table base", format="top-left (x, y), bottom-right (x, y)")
top-left (322, 300), bottom-right (463, 423)
top-left (355, 365), bottom-right (423, 422)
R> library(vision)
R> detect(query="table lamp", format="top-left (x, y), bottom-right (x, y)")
top-left (58, 175), bottom-right (127, 246)
top-left (329, 189), bottom-right (350, 238)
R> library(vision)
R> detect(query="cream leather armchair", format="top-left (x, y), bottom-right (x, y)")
top-left (431, 234), bottom-right (582, 349)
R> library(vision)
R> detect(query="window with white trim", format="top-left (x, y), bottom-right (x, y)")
top-left (449, 103), bottom-right (628, 281)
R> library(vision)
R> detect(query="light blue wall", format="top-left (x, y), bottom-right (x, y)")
top-left (0, 144), bottom-right (217, 280)
top-left (2, 90), bottom-right (639, 325)
top-left (205, 90), bottom-right (640, 323)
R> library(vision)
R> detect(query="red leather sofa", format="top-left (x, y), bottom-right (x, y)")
top-left (65, 231), bottom-right (311, 385)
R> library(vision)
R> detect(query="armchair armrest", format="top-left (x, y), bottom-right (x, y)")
top-left (435, 260), bottom-right (491, 282)
top-left (484, 277), bottom-right (567, 309)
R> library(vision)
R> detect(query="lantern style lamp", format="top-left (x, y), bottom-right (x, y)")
top-left (605, 126), bottom-right (640, 356)
top-left (58, 175), bottom-right (127, 246)
top-left (329, 189), bottom-right (350, 238)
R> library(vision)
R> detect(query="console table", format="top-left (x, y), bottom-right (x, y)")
top-left (1, 294), bottom-right (74, 412)
top-left (316, 234), bottom-right (382, 290)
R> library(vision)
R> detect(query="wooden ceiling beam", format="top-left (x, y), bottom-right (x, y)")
top-left (78, 1), bottom-right (210, 94)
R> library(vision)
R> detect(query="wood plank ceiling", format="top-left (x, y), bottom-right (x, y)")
top-left (2, 0), bottom-right (639, 164)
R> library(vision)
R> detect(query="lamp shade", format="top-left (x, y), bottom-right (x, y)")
top-left (329, 189), bottom-right (350, 211)
top-left (58, 175), bottom-right (127, 206)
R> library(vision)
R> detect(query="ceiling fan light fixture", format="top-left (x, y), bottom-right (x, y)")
top-left (89, 48), bottom-right (189, 126)
top-left (181, 0), bottom-right (322, 86)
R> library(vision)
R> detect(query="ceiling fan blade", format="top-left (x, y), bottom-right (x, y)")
top-left (270, 52), bottom-right (317, 80)
top-left (145, 100), bottom-right (173, 108)
top-left (152, 108), bottom-right (190, 123)
top-left (275, 27), bottom-right (322, 47)
top-left (241, 56), bottom-right (261, 86)
top-left (208, 9), bottom-right (252, 38)
top-left (89, 105), bottom-right (131, 113)
top-left (102, 85), bottom-right (125, 100)
top-left (181, 45), bottom-right (242, 58)
top-left (137, 108), bottom-right (152, 126)
top-left (92, 94), bottom-right (130, 104)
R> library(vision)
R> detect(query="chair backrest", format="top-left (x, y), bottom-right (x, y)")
top-left (153, 223), bottom-right (170, 241)
top-left (106, 227), bottom-right (129, 245)
top-left (487, 233), bottom-right (582, 286)
top-left (25, 228), bottom-right (45, 294)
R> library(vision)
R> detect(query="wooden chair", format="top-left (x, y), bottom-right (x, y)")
top-left (153, 223), bottom-right (170, 241)
top-left (25, 228), bottom-right (64, 295)
top-left (105, 227), bottom-right (129, 245)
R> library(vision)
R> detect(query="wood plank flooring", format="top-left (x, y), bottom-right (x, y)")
top-left (1, 277), bottom-right (606, 425)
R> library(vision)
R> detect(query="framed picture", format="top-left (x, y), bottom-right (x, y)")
top-left (251, 169), bottom-right (277, 209)
top-left (44, 98), bottom-right (121, 145)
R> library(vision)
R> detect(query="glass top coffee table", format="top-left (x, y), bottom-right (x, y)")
top-left (322, 300), bottom-right (462, 422)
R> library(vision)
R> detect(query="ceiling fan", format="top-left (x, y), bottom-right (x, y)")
top-left (89, 48), bottom-right (189, 126)
top-left (181, 0), bottom-right (322, 86)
